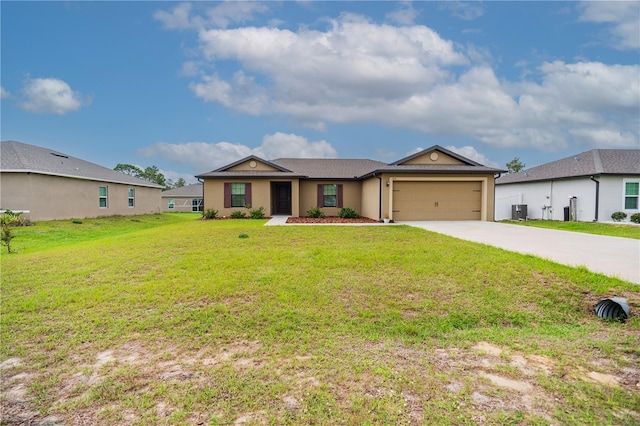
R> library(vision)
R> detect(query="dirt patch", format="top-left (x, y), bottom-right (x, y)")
top-left (286, 216), bottom-right (381, 224)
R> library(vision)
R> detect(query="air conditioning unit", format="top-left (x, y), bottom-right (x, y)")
top-left (511, 204), bottom-right (528, 220)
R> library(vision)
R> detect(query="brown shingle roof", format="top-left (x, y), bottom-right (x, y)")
top-left (271, 158), bottom-right (387, 179)
top-left (1, 140), bottom-right (163, 188)
top-left (497, 149), bottom-right (640, 184)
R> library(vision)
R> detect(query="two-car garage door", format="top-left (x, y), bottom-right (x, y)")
top-left (392, 181), bottom-right (482, 221)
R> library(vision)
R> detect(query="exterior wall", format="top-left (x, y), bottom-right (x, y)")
top-left (298, 180), bottom-right (362, 217)
top-left (495, 177), bottom-right (603, 221)
top-left (162, 196), bottom-right (202, 213)
top-left (380, 173), bottom-right (496, 221)
top-left (361, 177), bottom-right (382, 220)
top-left (0, 172), bottom-right (161, 221)
top-left (202, 178), bottom-right (271, 217)
top-left (599, 175), bottom-right (639, 222)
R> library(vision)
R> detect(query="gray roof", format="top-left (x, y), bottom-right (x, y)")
top-left (497, 149), bottom-right (640, 185)
top-left (1, 140), bottom-right (163, 188)
top-left (161, 183), bottom-right (203, 198)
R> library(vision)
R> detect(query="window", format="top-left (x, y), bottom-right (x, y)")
top-left (625, 181), bottom-right (639, 209)
top-left (231, 183), bottom-right (246, 207)
top-left (168, 199), bottom-right (175, 209)
top-left (192, 198), bottom-right (203, 212)
top-left (128, 188), bottom-right (135, 207)
top-left (99, 186), bottom-right (108, 208)
top-left (323, 184), bottom-right (337, 207)
top-left (224, 183), bottom-right (252, 208)
top-left (317, 184), bottom-right (343, 208)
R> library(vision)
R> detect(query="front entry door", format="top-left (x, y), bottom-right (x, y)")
top-left (274, 183), bottom-right (292, 215)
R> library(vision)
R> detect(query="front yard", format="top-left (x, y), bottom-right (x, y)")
top-left (1, 215), bottom-right (639, 425)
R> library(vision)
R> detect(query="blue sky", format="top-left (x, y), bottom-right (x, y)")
top-left (2, 1), bottom-right (639, 184)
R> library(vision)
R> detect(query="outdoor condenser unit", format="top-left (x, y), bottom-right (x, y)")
top-left (511, 204), bottom-right (528, 220)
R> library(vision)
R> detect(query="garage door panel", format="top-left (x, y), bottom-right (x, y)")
top-left (393, 181), bottom-right (482, 221)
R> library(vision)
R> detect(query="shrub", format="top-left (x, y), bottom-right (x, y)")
top-left (307, 207), bottom-right (325, 218)
top-left (630, 213), bottom-right (640, 224)
top-left (72, 220), bottom-right (83, 224)
top-left (1, 210), bottom-right (25, 253)
top-left (338, 207), bottom-right (358, 219)
top-left (203, 209), bottom-right (218, 219)
top-left (230, 211), bottom-right (246, 219)
top-left (611, 211), bottom-right (627, 222)
top-left (238, 233), bottom-right (249, 239)
top-left (249, 206), bottom-right (265, 219)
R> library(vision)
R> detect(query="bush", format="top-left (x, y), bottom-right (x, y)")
top-left (307, 207), bottom-right (325, 218)
top-left (1, 210), bottom-right (25, 253)
top-left (249, 206), bottom-right (265, 219)
top-left (630, 213), bottom-right (640, 224)
top-left (611, 211), bottom-right (627, 222)
top-left (203, 209), bottom-right (218, 219)
top-left (338, 207), bottom-right (358, 219)
top-left (230, 211), bottom-right (246, 219)
top-left (238, 233), bottom-right (249, 239)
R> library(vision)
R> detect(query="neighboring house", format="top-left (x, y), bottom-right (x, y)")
top-left (0, 140), bottom-right (163, 221)
top-left (196, 145), bottom-right (503, 221)
top-left (495, 149), bottom-right (640, 222)
top-left (162, 183), bottom-right (204, 212)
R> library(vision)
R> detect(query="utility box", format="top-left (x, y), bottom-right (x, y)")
top-left (511, 204), bottom-right (528, 220)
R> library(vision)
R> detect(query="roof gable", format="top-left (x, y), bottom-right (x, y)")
top-left (497, 149), bottom-right (640, 185)
top-left (211, 155), bottom-right (291, 173)
top-left (0, 140), bottom-right (163, 188)
top-left (392, 145), bottom-right (482, 166)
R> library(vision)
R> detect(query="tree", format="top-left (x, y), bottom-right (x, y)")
top-left (1, 210), bottom-right (23, 253)
top-left (174, 178), bottom-right (186, 188)
top-left (114, 163), bottom-right (143, 177)
top-left (506, 157), bottom-right (525, 174)
top-left (140, 165), bottom-right (167, 187)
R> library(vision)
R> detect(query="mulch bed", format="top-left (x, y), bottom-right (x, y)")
top-left (286, 216), bottom-right (381, 224)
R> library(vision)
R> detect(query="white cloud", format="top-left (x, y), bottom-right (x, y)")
top-left (20, 77), bottom-right (89, 115)
top-left (439, 2), bottom-right (485, 21)
top-left (386, 1), bottom-right (419, 25)
top-left (154, 1), bottom-right (269, 30)
top-left (0, 87), bottom-right (9, 98)
top-left (444, 145), bottom-right (499, 168)
top-left (578, 1), bottom-right (640, 49)
top-left (158, 7), bottom-right (639, 152)
top-left (137, 133), bottom-right (337, 173)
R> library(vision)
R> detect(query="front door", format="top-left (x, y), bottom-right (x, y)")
top-left (274, 183), bottom-right (292, 215)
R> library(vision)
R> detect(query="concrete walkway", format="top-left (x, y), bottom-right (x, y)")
top-left (399, 221), bottom-right (640, 284)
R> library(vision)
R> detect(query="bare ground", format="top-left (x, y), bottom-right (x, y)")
top-left (2, 338), bottom-right (638, 425)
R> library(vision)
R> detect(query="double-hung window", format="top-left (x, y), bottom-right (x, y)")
top-left (99, 186), bottom-right (108, 208)
top-left (323, 184), bottom-right (337, 207)
top-left (128, 188), bottom-right (135, 207)
top-left (192, 198), bottom-right (203, 212)
top-left (625, 181), bottom-right (639, 210)
top-left (231, 183), bottom-right (246, 207)
top-left (168, 199), bottom-right (175, 209)
top-left (224, 183), bottom-right (252, 208)
top-left (317, 184), bottom-right (343, 208)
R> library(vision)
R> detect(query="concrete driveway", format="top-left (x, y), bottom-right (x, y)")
top-left (398, 221), bottom-right (640, 284)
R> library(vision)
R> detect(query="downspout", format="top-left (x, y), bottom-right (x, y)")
top-left (198, 178), bottom-right (204, 216)
top-left (590, 175), bottom-right (600, 222)
top-left (374, 173), bottom-right (382, 220)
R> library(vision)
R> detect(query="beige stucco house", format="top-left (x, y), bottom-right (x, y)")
top-left (196, 145), bottom-right (503, 221)
top-left (161, 183), bottom-right (204, 212)
top-left (1, 141), bottom-right (163, 221)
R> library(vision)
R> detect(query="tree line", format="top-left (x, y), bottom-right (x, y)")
top-left (114, 164), bottom-right (186, 190)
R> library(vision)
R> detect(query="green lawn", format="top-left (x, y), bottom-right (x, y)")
top-left (502, 219), bottom-right (640, 240)
top-left (2, 215), bottom-right (639, 425)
